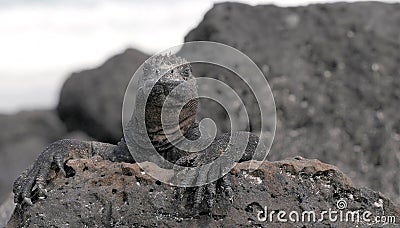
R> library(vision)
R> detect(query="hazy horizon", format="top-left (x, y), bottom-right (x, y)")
top-left (1, 0), bottom-right (399, 113)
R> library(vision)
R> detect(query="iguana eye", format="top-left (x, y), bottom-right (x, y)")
top-left (181, 67), bottom-right (191, 78)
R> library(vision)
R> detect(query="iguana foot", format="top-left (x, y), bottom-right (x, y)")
top-left (193, 174), bottom-right (234, 210)
top-left (13, 139), bottom-right (84, 205)
top-left (175, 173), bottom-right (234, 215)
top-left (174, 151), bottom-right (235, 215)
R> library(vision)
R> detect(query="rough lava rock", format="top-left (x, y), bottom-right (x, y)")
top-left (7, 157), bottom-right (400, 227)
top-left (184, 2), bottom-right (400, 204)
top-left (57, 48), bottom-right (149, 143)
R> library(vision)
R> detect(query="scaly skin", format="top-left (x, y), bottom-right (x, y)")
top-left (13, 54), bottom-right (261, 213)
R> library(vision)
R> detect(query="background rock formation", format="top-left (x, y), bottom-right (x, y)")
top-left (0, 194), bottom-right (14, 228)
top-left (0, 48), bottom-right (147, 207)
top-left (57, 48), bottom-right (149, 143)
top-left (184, 2), bottom-right (400, 204)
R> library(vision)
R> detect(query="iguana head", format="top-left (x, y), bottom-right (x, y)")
top-left (136, 54), bottom-right (198, 149)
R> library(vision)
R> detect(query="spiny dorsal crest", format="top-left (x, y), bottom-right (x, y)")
top-left (143, 53), bottom-right (189, 79)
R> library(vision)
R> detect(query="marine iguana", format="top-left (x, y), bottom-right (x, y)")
top-left (13, 54), bottom-right (261, 212)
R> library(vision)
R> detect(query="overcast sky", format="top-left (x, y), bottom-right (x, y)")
top-left (0, 0), bottom-right (399, 113)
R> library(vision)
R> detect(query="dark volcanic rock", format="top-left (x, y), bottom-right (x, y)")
top-left (57, 48), bottom-right (149, 143)
top-left (185, 2), bottom-right (400, 204)
top-left (0, 110), bottom-right (66, 203)
top-left (7, 157), bottom-right (400, 227)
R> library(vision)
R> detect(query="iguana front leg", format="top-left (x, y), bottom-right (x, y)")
top-left (13, 138), bottom-right (133, 205)
top-left (175, 132), bottom-right (262, 214)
